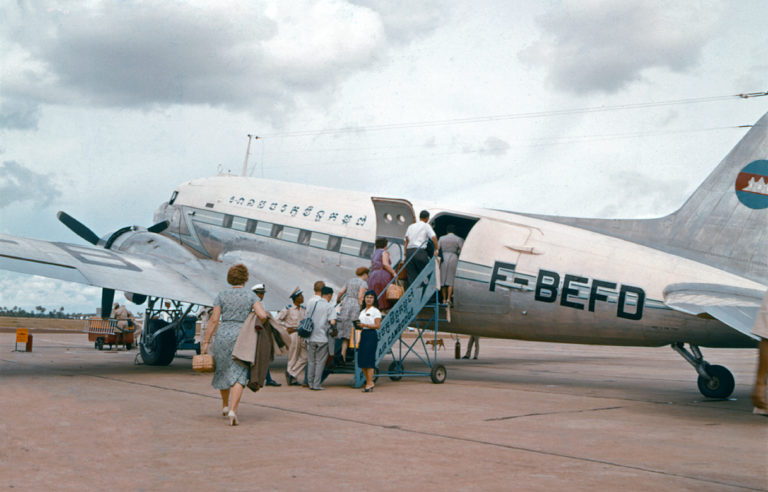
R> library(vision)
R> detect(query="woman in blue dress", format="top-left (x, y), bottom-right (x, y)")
top-left (201, 264), bottom-right (268, 426)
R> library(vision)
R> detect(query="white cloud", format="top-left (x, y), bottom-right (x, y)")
top-left (0, 160), bottom-right (61, 208)
top-left (0, 0), bottom-right (448, 129)
top-left (520, 0), bottom-right (720, 94)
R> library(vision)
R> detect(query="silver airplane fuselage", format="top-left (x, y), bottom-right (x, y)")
top-left (153, 175), bottom-right (761, 349)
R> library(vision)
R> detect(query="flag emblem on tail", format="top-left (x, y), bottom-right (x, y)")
top-left (735, 160), bottom-right (768, 209)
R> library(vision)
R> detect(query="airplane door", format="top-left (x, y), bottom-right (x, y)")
top-left (457, 217), bottom-right (538, 313)
top-left (370, 197), bottom-right (415, 265)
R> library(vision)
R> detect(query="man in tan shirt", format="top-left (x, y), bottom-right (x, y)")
top-left (278, 287), bottom-right (307, 386)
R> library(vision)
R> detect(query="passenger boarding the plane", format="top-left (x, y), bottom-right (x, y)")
top-left (295, 281), bottom-right (325, 387)
top-left (278, 287), bottom-right (306, 386)
top-left (305, 286), bottom-right (337, 391)
top-left (438, 224), bottom-right (463, 306)
top-left (201, 263), bottom-right (268, 426)
top-left (404, 210), bottom-right (439, 286)
top-left (336, 267), bottom-right (369, 363)
top-left (367, 238), bottom-right (396, 309)
top-left (751, 291), bottom-right (768, 415)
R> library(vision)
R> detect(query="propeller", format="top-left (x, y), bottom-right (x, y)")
top-left (56, 212), bottom-right (168, 319)
top-left (56, 211), bottom-right (100, 245)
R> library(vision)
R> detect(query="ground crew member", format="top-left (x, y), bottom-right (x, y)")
top-left (112, 303), bottom-right (134, 351)
top-left (278, 287), bottom-right (307, 386)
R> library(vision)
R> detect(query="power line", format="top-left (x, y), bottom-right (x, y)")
top-left (256, 91), bottom-right (767, 139)
top-left (257, 125), bottom-right (746, 171)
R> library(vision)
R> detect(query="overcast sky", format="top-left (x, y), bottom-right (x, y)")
top-left (1, 0), bottom-right (766, 313)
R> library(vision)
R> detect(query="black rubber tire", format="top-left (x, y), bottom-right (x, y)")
top-left (430, 364), bottom-right (447, 384)
top-left (125, 343), bottom-right (132, 351)
top-left (139, 319), bottom-right (176, 366)
top-left (388, 361), bottom-right (403, 381)
top-left (697, 364), bottom-right (735, 399)
top-left (95, 338), bottom-right (104, 351)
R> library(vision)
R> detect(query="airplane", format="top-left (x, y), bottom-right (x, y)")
top-left (0, 111), bottom-right (766, 399)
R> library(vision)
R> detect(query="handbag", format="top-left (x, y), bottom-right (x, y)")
top-left (297, 302), bottom-right (318, 338)
top-left (386, 283), bottom-right (404, 301)
top-left (192, 353), bottom-right (215, 372)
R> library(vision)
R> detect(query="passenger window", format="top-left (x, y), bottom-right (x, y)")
top-left (282, 227), bottom-right (300, 242)
top-left (298, 230), bottom-right (312, 245)
top-left (192, 209), bottom-right (223, 226)
top-left (255, 221), bottom-right (272, 236)
top-left (310, 232), bottom-right (329, 249)
top-left (271, 224), bottom-right (284, 239)
top-left (340, 238), bottom-right (361, 256)
top-left (231, 216), bottom-right (248, 232)
top-left (222, 215), bottom-right (234, 228)
top-left (360, 242), bottom-right (374, 258)
top-left (245, 219), bottom-right (257, 233)
top-left (327, 235), bottom-right (342, 252)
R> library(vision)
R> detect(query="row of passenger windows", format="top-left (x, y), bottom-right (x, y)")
top-left (190, 208), bottom-right (375, 259)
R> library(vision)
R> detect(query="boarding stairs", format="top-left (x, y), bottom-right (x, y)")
top-left (339, 256), bottom-right (450, 387)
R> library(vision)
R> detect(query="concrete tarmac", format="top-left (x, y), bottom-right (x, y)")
top-left (1, 332), bottom-right (766, 491)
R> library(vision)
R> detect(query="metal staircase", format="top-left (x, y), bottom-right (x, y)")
top-left (351, 256), bottom-right (448, 387)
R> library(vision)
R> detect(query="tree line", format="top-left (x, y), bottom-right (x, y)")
top-left (0, 305), bottom-right (92, 318)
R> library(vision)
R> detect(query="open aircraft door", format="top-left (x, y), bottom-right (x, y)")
top-left (370, 197), bottom-right (415, 265)
top-left (457, 217), bottom-right (541, 314)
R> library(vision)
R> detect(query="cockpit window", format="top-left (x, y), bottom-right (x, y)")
top-left (169, 191), bottom-right (178, 205)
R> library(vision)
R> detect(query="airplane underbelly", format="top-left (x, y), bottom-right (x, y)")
top-left (450, 278), bottom-right (756, 348)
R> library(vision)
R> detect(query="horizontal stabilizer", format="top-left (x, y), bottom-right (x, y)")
top-left (663, 283), bottom-right (766, 340)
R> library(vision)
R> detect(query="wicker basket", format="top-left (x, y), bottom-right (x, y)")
top-left (192, 353), bottom-right (215, 372)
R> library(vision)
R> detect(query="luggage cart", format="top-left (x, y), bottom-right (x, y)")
top-left (87, 317), bottom-right (135, 351)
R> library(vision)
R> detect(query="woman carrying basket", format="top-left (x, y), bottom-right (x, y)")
top-left (201, 264), bottom-right (268, 426)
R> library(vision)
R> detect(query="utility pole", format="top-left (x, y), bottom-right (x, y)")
top-left (241, 134), bottom-right (259, 176)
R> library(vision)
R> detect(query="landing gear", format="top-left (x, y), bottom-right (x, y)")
top-left (671, 343), bottom-right (735, 399)
top-left (139, 319), bottom-right (176, 366)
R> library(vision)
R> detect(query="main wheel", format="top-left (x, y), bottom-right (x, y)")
top-left (388, 361), bottom-right (403, 381)
top-left (95, 338), bottom-right (104, 351)
top-left (139, 319), bottom-right (176, 366)
top-left (697, 364), bottom-right (735, 399)
top-left (430, 364), bottom-right (447, 384)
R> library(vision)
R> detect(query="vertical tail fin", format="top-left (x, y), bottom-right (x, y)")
top-left (529, 111), bottom-right (768, 284)
top-left (658, 112), bottom-right (768, 282)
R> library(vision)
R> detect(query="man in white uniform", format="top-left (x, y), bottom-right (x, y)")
top-left (404, 210), bottom-right (439, 286)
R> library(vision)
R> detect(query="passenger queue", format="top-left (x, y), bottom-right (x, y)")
top-left (199, 212), bottom-right (466, 425)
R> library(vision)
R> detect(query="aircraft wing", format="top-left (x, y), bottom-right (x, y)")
top-left (663, 283), bottom-right (766, 340)
top-left (0, 234), bottom-right (221, 306)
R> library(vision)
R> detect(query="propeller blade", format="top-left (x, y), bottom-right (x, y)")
top-left (147, 220), bottom-right (169, 234)
top-left (57, 211), bottom-right (100, 245)
top-left (101, 288), bottom-right (115, 319)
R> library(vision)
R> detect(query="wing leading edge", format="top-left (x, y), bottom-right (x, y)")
top-left (663, 283), bottom-right (766, 340)
top-left (0, 234), bottom-right (217, 306)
